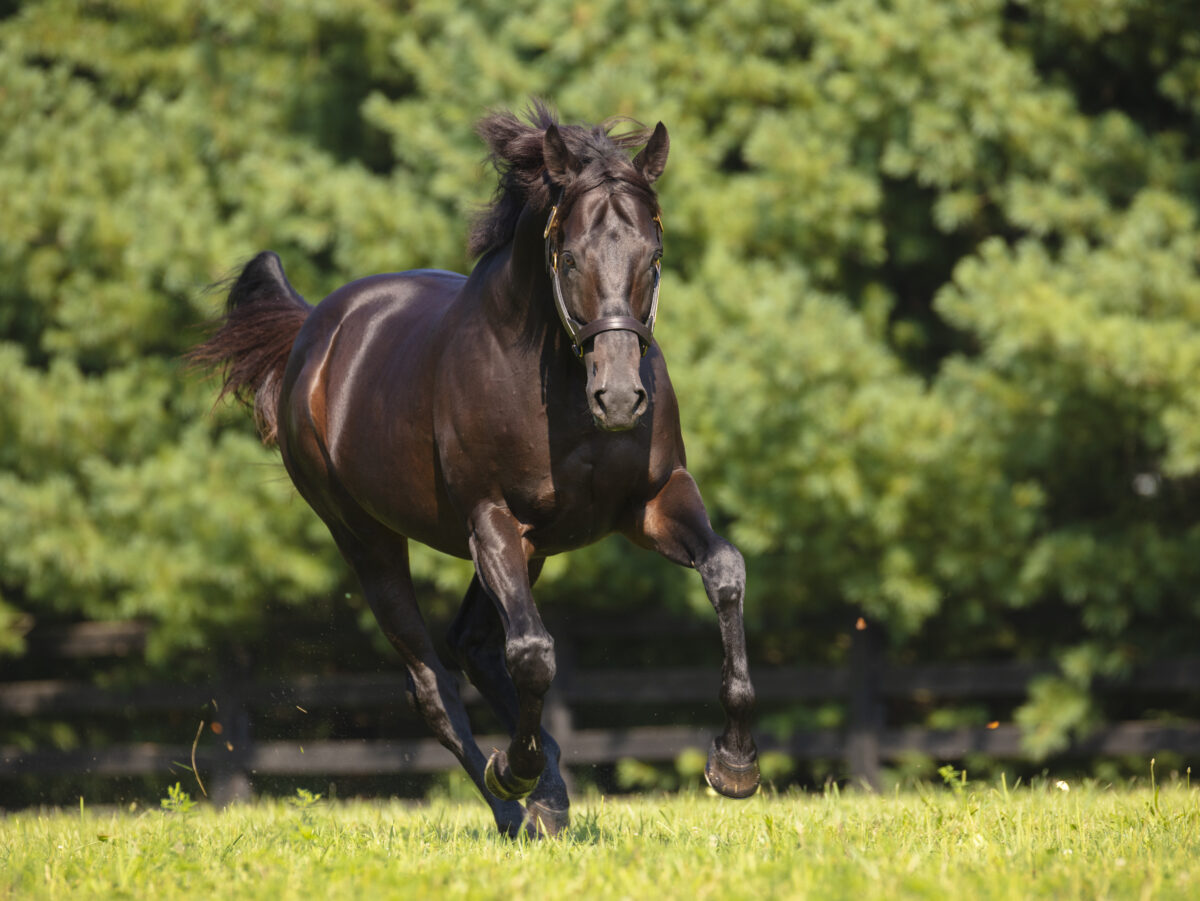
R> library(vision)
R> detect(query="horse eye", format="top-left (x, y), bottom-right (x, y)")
top-left (561, 252), bottom-right (576, 270)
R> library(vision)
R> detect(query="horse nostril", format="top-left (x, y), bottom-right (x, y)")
top-left (592, 388), bottom-right (608, 414)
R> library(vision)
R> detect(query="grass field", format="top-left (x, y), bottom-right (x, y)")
top-left (3, 775), bottom-right (1197, 900)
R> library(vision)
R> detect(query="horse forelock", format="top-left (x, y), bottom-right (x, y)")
top-left (468, 102), bottom-right (659, 259)
top-left (561, 168), bottom-right (659, 223)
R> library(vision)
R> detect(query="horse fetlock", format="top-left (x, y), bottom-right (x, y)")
top-left (721, 679), bottom-right (757, 718)
top-left (508, 733), bottom-right (547, 781)
top-left (485, 748), bottom-right (540, 801)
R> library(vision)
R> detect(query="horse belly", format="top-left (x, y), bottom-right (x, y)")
top-left (323, 365), bottom-right (470, 558)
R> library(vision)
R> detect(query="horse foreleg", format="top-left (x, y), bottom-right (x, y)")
top-left (630, 469), bottom-right (761, 798)
top-left (466, 503), bottom-right (555, 804)
top-left (446, 569), bottom-right (570, 836)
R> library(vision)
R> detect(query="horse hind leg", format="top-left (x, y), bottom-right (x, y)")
top-left (446, 570), bottom-right (570, 837)
top-left (335, 532), bottom-right (530, 837)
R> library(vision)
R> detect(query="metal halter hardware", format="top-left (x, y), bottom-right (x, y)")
top-left (544, 199), bottom-right (663, 359)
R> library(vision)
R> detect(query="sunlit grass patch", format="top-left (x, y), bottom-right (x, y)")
top-left (3, 778), bottom-right (1198, 900)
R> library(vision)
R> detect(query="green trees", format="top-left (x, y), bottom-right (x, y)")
top-left (1, 0), bottom-right (1197, 751)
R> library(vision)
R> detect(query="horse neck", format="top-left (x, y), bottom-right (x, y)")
top-left (485, 202), bottom-right (566, 357)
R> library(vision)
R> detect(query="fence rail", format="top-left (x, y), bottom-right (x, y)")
top-left (3, 620), bottom-right (1199, 801)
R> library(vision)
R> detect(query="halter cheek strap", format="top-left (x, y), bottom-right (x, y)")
top-left (544, 200), bottom-right (663, 359)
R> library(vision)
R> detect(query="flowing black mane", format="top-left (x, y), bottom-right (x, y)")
top-left (469, 100), bottom-right (660, 259)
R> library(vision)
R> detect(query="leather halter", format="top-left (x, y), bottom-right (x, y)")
top-left (544, 197), bottom-right (663, 359)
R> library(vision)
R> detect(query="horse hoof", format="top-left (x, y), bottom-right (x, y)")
top-left (485, 749), bottom-right (540, 801)
top-left (525, 799), bottom-right (570, 837)
top-left (704, 739), bottom-right (760, 799)
top-left (496, 813), bottom-right (527, 839)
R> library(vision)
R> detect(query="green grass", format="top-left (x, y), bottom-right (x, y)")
top-left (3, 778), bottom-right (1198, 900)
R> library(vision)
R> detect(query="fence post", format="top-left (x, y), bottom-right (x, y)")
top-left (209, 649), bottom-right (253, 806)
top-left (845, 616), bottom-right (883, 791)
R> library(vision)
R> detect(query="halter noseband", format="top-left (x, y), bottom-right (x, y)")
top-left (544, 197), bottom-right (663, 359)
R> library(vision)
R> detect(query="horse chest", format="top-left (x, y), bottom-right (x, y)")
top-left (507, 435), bottom-right (651, 551)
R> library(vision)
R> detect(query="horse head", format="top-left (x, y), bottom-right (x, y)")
top-left (542, 121), bottom-right (669, 432)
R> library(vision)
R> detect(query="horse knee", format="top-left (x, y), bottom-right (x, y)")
top-left (505, 632), bottom-right (556, 697)
top-left (698, 541), bottom-right (745, 610)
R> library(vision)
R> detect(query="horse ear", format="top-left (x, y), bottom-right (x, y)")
top-left (633, 122), bottom-right (670, 183)
top-left (543, 124), bottom-right (580, 187)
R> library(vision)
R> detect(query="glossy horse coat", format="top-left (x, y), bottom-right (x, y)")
top-left (192, 104), bottom-right (759, 835)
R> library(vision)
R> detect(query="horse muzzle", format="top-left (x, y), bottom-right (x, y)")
top-left (585, 331), bottom-right (648, 431)
top-left (589, 381), bottom-right (647, 431)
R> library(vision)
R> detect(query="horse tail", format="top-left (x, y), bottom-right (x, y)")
top-left (190, 251), bottom-right (312, 446)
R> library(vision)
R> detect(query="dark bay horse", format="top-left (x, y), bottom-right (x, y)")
top-left (192, 104), bottom-right (759, 836)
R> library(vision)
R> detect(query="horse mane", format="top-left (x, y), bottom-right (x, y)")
top-left (469, 100), bottom-right (660, 259)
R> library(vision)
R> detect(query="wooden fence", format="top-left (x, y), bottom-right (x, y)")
top-left (3, 619), bottom-right (1199, 803)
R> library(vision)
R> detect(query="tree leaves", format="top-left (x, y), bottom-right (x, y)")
top-left (1, 1), bottom-right (1198, 757)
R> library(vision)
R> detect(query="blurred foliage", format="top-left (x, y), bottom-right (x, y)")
top-left (2, 0), bottom-right (1199, 755)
